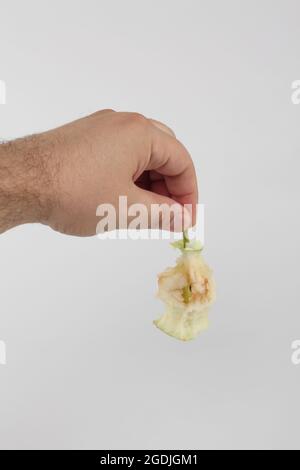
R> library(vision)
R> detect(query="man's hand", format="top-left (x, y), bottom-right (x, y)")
top-left (0, 110), bottom-right (198, 236)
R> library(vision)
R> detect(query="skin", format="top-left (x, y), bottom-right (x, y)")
top-left (0, 110), bottom-right (198, 236)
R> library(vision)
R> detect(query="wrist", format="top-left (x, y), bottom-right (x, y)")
top-left (0, 135), bottom-right (54, 232)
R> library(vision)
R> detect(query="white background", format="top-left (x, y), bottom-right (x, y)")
top-left (0, 0), bottom-right (300, 449)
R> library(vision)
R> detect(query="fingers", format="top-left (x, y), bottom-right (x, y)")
top-left (128, 185), bottom-right (192, 232)
top-left (146, 122), bottom-right (198, 225)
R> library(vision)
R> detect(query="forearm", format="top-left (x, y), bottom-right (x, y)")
top-left (0, 137), bottom-right (52, 233)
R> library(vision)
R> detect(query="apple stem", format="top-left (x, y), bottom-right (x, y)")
top-left (183, 230), bottom-right (189, 249)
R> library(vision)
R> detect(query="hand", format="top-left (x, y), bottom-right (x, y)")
top-left (0, 110), bottom-right (198, 236)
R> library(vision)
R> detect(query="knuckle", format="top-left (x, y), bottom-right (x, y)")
top-left (88, 109), bottom-right (115, 119)
top-left (127, 112), bottom-right (148, 126)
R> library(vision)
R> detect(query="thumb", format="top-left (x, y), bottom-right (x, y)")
top-left (127, 186), bottom-right (192, 232)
